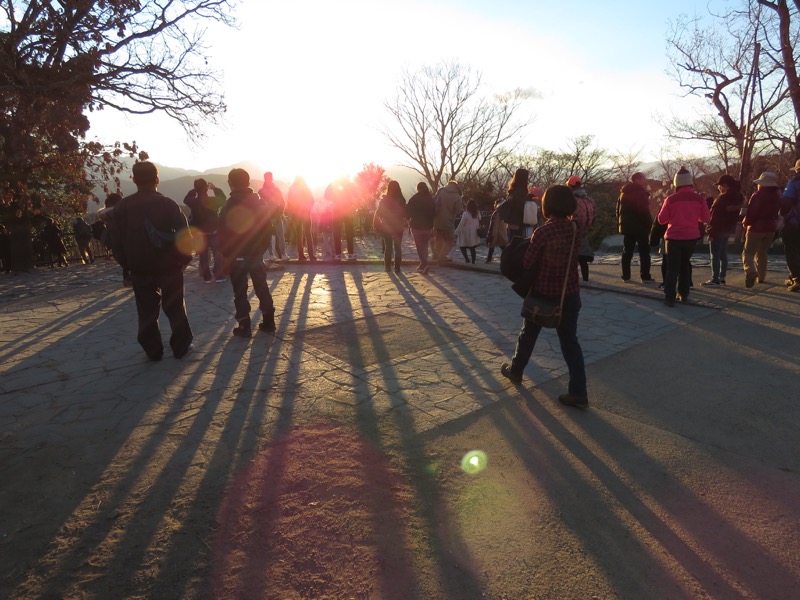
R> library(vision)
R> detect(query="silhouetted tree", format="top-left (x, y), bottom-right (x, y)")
top-left (0, 0), bottom-right (237, 270)
top-left (382, 61), bottom-right (530, 193)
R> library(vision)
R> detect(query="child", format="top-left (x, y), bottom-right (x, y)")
top-left (455, 199), bottom-right (481, 264)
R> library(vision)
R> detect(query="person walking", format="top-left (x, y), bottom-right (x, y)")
top-left (432, 179), bottom-right (463, 261)
top-left (781, 159), bottom-right (800, 292)
top-left (184, 178), bottom-right (226, 282)
top-left (500, 185), bottom-right (588, 408)
top-left (218, 168), bottom-right (277, 337)
top-left (455, 199), bottom-right (481, 264)
top-left (111, 161), bottom-right (194, 360)
top-left (742, 171), bottom-right (782, 288)
top-left (617, 172), bottom-right (654, 283)
top-left (702, 174), bottom-right (743, 286)
top-left (41, 218), bottom-right (69, 267)
top-left (287, 176), bottom-right (316, 261)
top-left (657, 167), bottom-right (710, 306)
top-left (566, 175), bottom-right (595, 282)
top-left (373, 180), bottom-right (407, 273)
top-left (406, 181), bottom-right (435, 273)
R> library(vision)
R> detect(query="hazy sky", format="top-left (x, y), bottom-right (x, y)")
top-left (88, 0), bottom-right (719, 185)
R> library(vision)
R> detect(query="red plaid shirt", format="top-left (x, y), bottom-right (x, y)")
top-left (522, 218), bottom-right (580, 297)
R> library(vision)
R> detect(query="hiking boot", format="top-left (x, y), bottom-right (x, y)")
top-left (500, 362), bottom-right (522, 385)
top-left (232, 324), bottom-right (252, 338)
top-left (558, 394), bottom-right (589, 409)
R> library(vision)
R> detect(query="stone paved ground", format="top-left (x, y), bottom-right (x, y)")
top-left (1, 235), bottom-right (798, 599)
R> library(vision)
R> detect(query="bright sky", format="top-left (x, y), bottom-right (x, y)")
top-left (87, 0), bottom-right (719, 185)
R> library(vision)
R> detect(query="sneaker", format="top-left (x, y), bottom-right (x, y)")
top-left (203, 278), bottom-right (212, 284)
top-left (677, 294), bottom-right (689, 304)
top-left (500, 362), bottom-right (522, 385)
top-left (215, 277), bottom-right (226, 283)
top-left (232, 325), bottom-right (251, 338)
top-left (641, 277), bottom-right (656, 283)
top-left (558, 394), bottom-right (588, 409)
top-left (664, 298), bottom-right (675, 308)
top-left (258, 319), bottom-right (276, 333)
top-left (657, 283), bottom-right (665, 290)
top-left (416, 266), bottom-right (425, 273)
top-left (745, 273), bottom-right (756, 288)
top-left (701, 279), bottom-right (720, 286)
top-left (174, 344), bottom-right (193, 359)
top-left (621, 277), bottom-right (631, 283)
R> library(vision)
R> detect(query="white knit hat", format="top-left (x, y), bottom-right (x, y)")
top-left (673, 167), bottom-right (693, 188)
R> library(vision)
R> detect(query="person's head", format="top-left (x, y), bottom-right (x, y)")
top-left (105, 192), bottom-right (122, 208)
top-left (673, 166), bottom-right (693, 189)
top-left (132, 161), bottom-right (159, 190)
top-left (566, 175), bottom-right (582, 189)
top-left (416, 181), bottom-right (430, 195)
top-left (631, 172), bottom-right (647, 186)
top-left (466, 199), bottom-right (478, 217)
top-left (386, 180), bottom-right (403, 199)
top-left (542, 185), bottom-right (577, 219)
top-left (714, 174), bottom-right (739, 193)
top-left (228, 168), bottom-right (250, 191)
top-left (193, 178), bottom-right (208, 194)
top-left (753, 171), bottom-right (779, 190)
top-left (263, 172), bottom-right (274, 185)
top-left (790, 159), bottom-right (800, 174)
top-left (509, 168), bottom-right (529, 191)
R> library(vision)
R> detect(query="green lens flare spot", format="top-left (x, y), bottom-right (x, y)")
top-left (460, 450), bottom-right (488, 475)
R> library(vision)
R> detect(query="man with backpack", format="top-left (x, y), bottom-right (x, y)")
top-left (781, 159), bottom-right (800, 293)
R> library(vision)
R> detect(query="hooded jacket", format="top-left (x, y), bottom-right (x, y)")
top-left (433, 182), bottom-right (463, 231)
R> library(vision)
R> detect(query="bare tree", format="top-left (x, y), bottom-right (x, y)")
top-left (663, 2), bottom-right (799, 182)
top-left (382, 61), bottom-right (530, 192)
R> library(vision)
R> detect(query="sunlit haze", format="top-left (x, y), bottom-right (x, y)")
top-left (87, 0), bottom-right (718, 185)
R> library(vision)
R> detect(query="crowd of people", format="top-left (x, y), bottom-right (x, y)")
top-left (3, 159), bottom-right (799, 410)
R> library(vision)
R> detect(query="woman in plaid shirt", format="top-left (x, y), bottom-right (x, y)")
top-left (501, 185), bottom-right (588, 408)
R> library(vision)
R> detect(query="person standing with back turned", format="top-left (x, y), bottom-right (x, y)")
top-left (112, 161), bottom-right (194, 361)
top-left (218, 168), bottom-right (277, 338)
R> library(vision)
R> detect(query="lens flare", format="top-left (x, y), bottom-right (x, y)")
top-left (175, 228), bottom-right (196, 258)
top-left (460, 450), bottom-right (488, 475)
top-left (187, 225), bottom-right (207, 254)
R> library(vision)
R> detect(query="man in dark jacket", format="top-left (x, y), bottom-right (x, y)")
top-left (218, 168), bottom-right (277, 337)
top-left (184, 178), bottom-right (226, 282)
top-left (617, 172), bottom-right (654, 282)
top-left (112, 161), bottom-right (194, 360)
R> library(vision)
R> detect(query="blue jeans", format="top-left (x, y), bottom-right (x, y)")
top-left (381, 232), bottom-right (402, 270)
top-left (664, 238), bottom-right (697, 301)
top-left (510, 294), bottom-right (586, 397)
top-left (709, 236), bottom-right (729, 281)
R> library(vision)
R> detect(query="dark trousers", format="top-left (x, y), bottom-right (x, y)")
top-left (295, 218), bottom-right (314, 259)
top-left (334, 216), bottom-right (355, 256)
top-left (76, 237), bottom-right (94, 263)
top-left (510, 294), bottom-right (586, 397)
top-left (229, 257), bottom-right (274, 326)
top-left (621, 234), bottom-right (651, 280)
top-left (131, 269), bottom-right (193, 359)
top-left (783, 224), bottom-right (800, 280)
top-left (664, 238), bottom-right (697, 301)
top-left (197, 231), bottom-right (221, 280)
top-left (381, 232), bottom-right (402, 271)
top-left (411, 228), bottom-right (432, 269)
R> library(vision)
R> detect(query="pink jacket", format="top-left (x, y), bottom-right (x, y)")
top-left (657, 188), bottom-right (710, 240)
